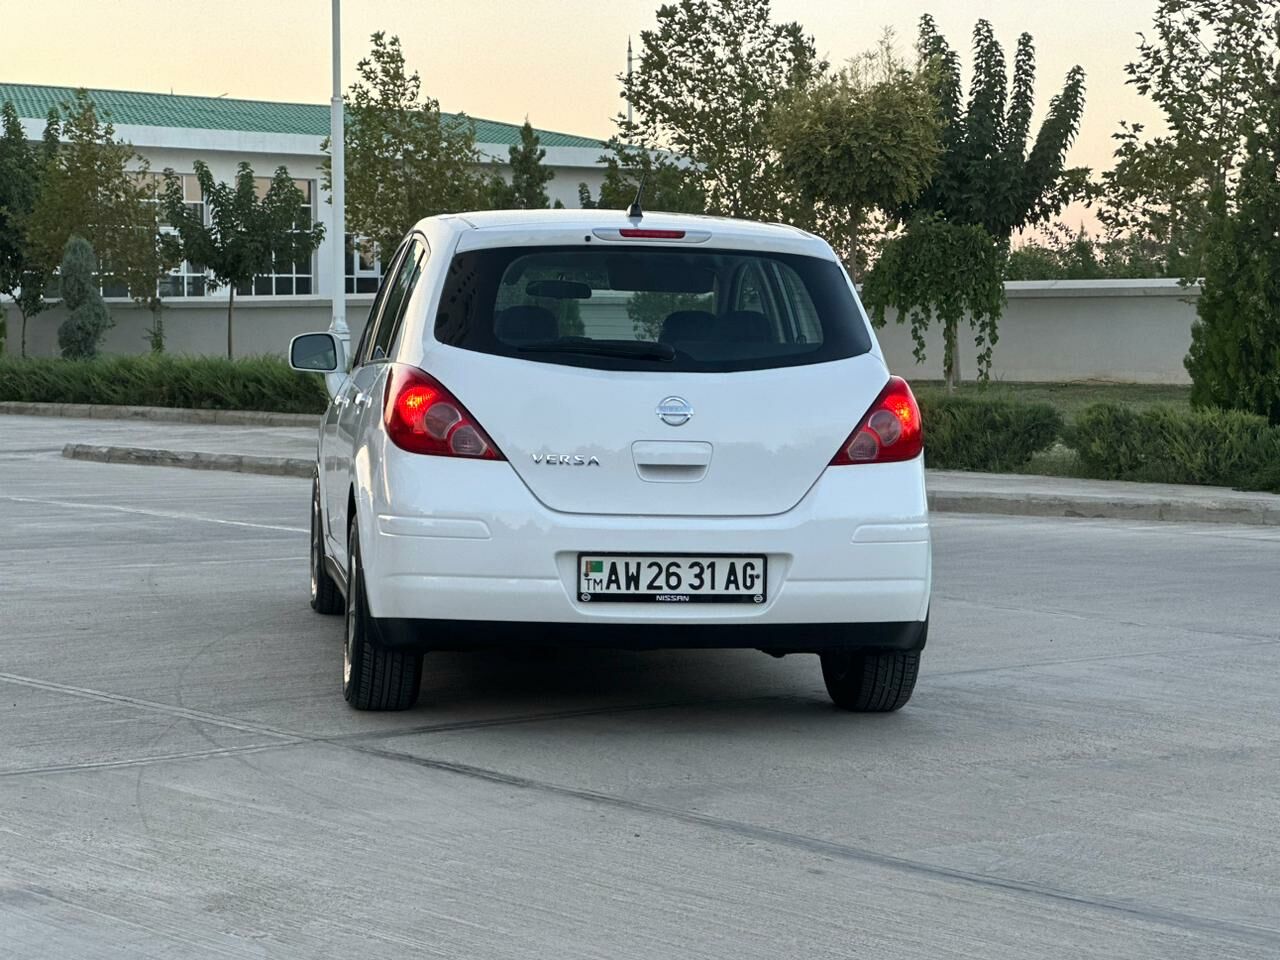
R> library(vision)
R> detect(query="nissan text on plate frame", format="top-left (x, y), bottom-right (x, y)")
top-left (290, 208), bottom-right (931, 713)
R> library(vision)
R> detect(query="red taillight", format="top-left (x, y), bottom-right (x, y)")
top-left (618, 228), bottom-right (686, 239)
top-left (383, 366), bottom-right (504, 460)
top-left (830, 376), bottom-right (923, 465)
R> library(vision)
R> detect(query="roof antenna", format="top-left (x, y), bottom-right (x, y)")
top-left (627, 175), bottom-right (646, 220)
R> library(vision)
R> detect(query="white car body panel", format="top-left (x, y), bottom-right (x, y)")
top-left (311, 209), bottom-right (930, 643)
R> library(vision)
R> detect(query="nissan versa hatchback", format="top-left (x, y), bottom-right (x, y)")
top-left (290, 209), bottom-right (931, 712)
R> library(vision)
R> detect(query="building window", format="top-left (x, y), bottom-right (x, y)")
top-left (345, 235), bottom-right (382, 294)
top-left (236, 178), bottom-right (315, 297)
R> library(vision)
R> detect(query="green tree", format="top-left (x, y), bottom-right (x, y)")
top-left (616, 0), bottom-right (824, 220)
top-left (56, 236), bottom-right (112, 359)
top-left (326, 33), bottom-right (490, 256)
top-left (1004, 223), bottom-right (1168, 280)
top-left (768, 33), bottom-right (942, 278)
top-left (0, 102), bottom-right (57, 356)
top-left (596, 140), bottom-right (707, 213)
top-left (862, 214), bottom-right (1006, 387)
top-left (161, 160), bottom-right (323, 358)
top-left (909, 16), bottom-right (1088, 239)
top-left (493, 120), bottom-right (554, 209)
top-left (24, 92), bottom-right (162, 305)
top-left (1185, 63), bottom-right (1280, 424)
top-left (1100, 1), bottom-right (1279, 278)
top-left (867, 16), bottom-right (1087, 388)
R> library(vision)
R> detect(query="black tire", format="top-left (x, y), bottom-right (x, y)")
top-left (820, 650), bottom-right (920, 712)
top-left (310, 471), bottom-right (344, 615)
top-left (343, 517), bottom-right (422, 711)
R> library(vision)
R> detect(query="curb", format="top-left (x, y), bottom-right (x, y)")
top-left (927, 490), bottom-right (1280, 527)
top-left (61, 444), bottom-right (313, 479)
top-left (59, 444), bottom-right (1280, 526)
top-left (2, 401), bottom-right (319, 428)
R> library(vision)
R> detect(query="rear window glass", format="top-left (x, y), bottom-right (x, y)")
top-left (434, 245), bottom-right (871, 372)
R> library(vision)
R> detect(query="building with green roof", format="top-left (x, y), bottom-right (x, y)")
top-left (0, 82), bottom-right (608, 313)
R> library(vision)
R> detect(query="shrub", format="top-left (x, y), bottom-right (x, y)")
top-left (57, 237), bottom-right (113, 360)
top-left (918, 393), bottom-right (1063, 471)
top-left (0, 354), bottom-right (327, 414)
top-left (1184, 71), bottom-right (1280, 425)
top-left (1068, 403), bottom-right (1280, 493)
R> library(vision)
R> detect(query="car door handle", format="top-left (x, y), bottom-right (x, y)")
top-left (334, 394), bottom-right (351, 410)
top-left (353, 393), bottom-right (371, 410)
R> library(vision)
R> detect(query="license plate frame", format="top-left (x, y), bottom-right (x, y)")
top-left (577, 552), bottom-right (767, 604)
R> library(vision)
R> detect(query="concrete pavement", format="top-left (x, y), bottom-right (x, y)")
top-left (1, 422), bottom-right (1278, 958)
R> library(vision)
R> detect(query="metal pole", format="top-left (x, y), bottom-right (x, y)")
top-left (328, 0), bottom-right (349, 381)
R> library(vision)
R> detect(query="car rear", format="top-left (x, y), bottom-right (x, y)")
top-left (360, 213), bottom-right (930, 667)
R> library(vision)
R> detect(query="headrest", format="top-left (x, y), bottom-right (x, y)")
top-left (721, 310), bottom-right (772, 342)
top-left (495, 305), bottom-right (558, 343)
top-left (660, 310), bottom-right (718, 343)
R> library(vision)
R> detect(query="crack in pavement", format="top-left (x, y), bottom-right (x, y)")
top-left (339, 741), bottom-right (1280, 951)
top-left (4, 667), bottom-right (1278, 949)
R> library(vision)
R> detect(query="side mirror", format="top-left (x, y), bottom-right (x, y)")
top-left (289, 332), bottom-right (342, 373)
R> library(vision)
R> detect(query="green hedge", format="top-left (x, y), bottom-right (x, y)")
top-left (1068, 403), bottom-right (1280, 493)
top-left (918, 393), bottom-right (1063, 471)
top-left (0, 355), bottom-right (328, 414)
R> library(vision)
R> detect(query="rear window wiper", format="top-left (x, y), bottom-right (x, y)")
top-left (515, 338), bottom-right (675, 362)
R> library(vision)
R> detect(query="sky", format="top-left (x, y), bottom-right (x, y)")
top-left (4, 0), bottom-right (1164, 227)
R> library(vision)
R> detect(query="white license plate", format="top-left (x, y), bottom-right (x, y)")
top-left (578, 554), bottom-right (766, 604)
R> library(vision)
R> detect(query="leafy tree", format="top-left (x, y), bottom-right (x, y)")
top-left (492, 120), bottom-right (554, 209)
top-left (56, 236), bottom-right (112, 359)
top-left (908, 16), bottom-right (1088, 239)
top-left (861, 215), bottom-right (1006, 387)
top-left (616, 0), bottom-right (824, 220)
top-left (24, 92), bottom-right (163, 306)
top-left (326, 33), bottom-right (490, 257)
top-left (596, 140), bottom-right (706, 213)
top-left (119, 175), bottom-right (181, 352)
top-left (768, 33), bottom-right (942, 278)
top-left (867, 17), bottom-right (1087, 388)
top-left (0, 102), bottom-right (57, 356)
top-left (577, 182), bottom-right (597, 209)
top-left (162, 160), bottom-right (323, 358)
top-left (1185, 63), bottom-right (1280, 424)
top-left (1004, 223), bottom-right (1168, 280)
top-left (1099, 0), bottom-right (1279, 278)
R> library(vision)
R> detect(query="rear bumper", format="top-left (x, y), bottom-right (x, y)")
top-left (358, 453), bottom-right (931, 644)
top-left (374, 615), bottom-right (928, 654)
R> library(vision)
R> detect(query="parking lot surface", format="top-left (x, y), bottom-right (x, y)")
top-left (1, 433), bottom-right (1278, 959)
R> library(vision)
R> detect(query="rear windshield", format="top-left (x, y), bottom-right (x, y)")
top-left (433, 245), bottom-right (871, 372)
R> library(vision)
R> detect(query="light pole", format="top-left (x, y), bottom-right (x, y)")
top-left (328, 0), bottom-right (349, 385)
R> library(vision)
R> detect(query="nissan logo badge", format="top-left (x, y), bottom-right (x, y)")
top-left (657, 396), bottom-right (693, 427)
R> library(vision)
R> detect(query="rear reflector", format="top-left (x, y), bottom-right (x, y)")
top-left (618, 229), bottom-right (686, 239)
top-left (383, 366), bottom-right (504, 460)
top-left (829, 377), bottom-right (923, 465)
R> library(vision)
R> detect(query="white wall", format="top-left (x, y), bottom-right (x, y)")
top-left (870, 280), bottom-right (1200, 384)
top-left (16, 296), bottom-right (377, 360)
top-left (7, 280), bottom-right (1202, 386)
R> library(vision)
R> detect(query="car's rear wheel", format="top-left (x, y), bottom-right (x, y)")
top-left (820, 650), bottom-right (920, 712)
top-left (343, 517), bottom-right (422, 711)
top-left (310, 471), bottom-right (343, 614)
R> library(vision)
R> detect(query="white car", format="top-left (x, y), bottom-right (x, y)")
top-left (290, 209), bottom-right (931, 712)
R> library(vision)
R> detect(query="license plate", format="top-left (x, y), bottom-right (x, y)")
top-left (577, 553), bottom-right (766, 604)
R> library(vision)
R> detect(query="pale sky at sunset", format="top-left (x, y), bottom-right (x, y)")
top-left (5, 0), bottom-right (1164, 224)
